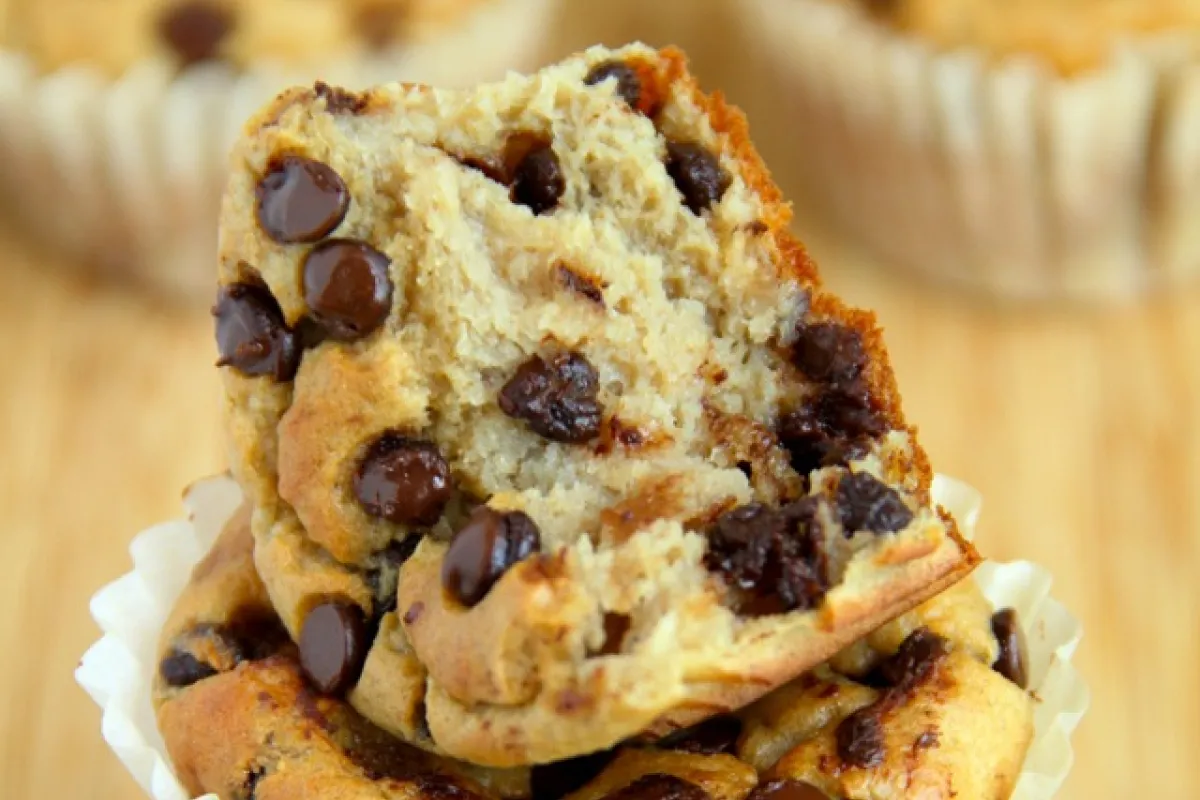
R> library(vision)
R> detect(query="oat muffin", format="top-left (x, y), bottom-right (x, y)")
top-left (154, 499), bottom-right (1033, 799)
top-left (0, 0), bottom-right (555, 300)
top-left (213, 43), bottom-right (980, 766)
top-left (734, 0), bottom-right (1200, 300)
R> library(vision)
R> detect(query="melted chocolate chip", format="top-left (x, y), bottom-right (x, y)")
top-left (746, 780), bottom-right (832, 800)
top-left (511, 144), bottom-right (565, 215)
top-left (705, 497), bottom-right (830, 615)
top-left (442, 507), bottom-right (541, 607)
top-left (836, 706), bottom-right (885, 768)
top-left (792, 323), bottom-right (867, 386)
top-left (302, 239), bottom-right (392, 340)
top-left (354, 435), bottom-right (453, 527)
top-left (665, 142), bottom-right (729, 214)
top-left (299, 600), bottom-right (369, 695)
top-left (584, 61), bottom-right (642, 108)
top-left (213, 282), bottom-right (299, 381)
top-left (876, 628), bottom-right (949, 689)
top-left (663, 714), bottom-right (743, 755)
top-left (991, 609), bottom-right (1029, 689)
top-left (530, 750), bottom-right (617, 800)
top-left (602, 775), bottom-right (711, 800)
top-left (314, 82), bottom-right (369, 115)
top-left (837, 472), bottom-right (913, 535)
top-left (779, 384), bottom-right (887, 478)
top-left (498, 351), bottom-right (603, 443)
top-left (256, 156), bottom-right (350, 244)
top-left (556, 264), bottom-right (606, 306)
top-left (159, 650), bottom-right (218, 687)
top-left (157, 1), bottom-right (233, 67)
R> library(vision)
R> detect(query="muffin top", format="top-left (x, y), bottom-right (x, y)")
top-left (857, 0), bottom-right (1200, 74)
top-left (2, 0), bottom-right (491, 76)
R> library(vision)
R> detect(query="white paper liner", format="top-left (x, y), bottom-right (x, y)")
top-left (734, 0), bottom-right (1200, 302)
top-left (77, 473), bottom-right (1087, 800)
top-left (0, 0), bottom-right (554, 302)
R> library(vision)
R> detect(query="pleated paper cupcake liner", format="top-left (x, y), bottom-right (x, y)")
top-left (76, 472), bottom-right (1087, 800)
top-left (735, 0), bottom-right (1200, 302)
top-left (0, 0), bottom-right (554, 303)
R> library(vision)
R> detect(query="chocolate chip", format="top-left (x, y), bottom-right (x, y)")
top-left (255, 156), bottom-right (350, 244)
top-left (354, 435), bottom-right (453, 527)
top-left (213, 282), bottom-right (299, 381)
top-left (530, 750), bottom-right (617, 800)
top-left (499, 351), bottom-right (603, 443)
top-left (299, 600), bottom-right (369, 695)
top-left (792, 323), bottom-right (866, 386)
top-left (665, 142), bottom-right (729, 214)
top-left (584, 61), bottom-right (642, 108)
top-left (779, 384), bottom-right (887, 478)
top-left (662, 714), bottom-right (743, 755)
top-left (556, 264), bottom-right (606, 306)
top-left (302, 239), bottom-right (393, 340)
top-left (602, 775), bottom-right (711, 800)
top-left (511, 144), bottom-right (565, 215)
top-left (442, 507), bottom-right (541, 607)
top-left (747, 780), bottom-right (832, 800)
top-left (705, 498), bottom-right (830, 615)
top-left (991, 609), bottom-right (1029, 689)
top-left (159, 650), bottom-right (218, 688)
top-left (836, 707), bottom-right (885, 768)
top-left (876, 628), bottom-right (948, 689)
top-left (837, 472), bottom-right (913, 534)
top-left (314, 82), bottom-right (369, 115)
top-left (157, 1), bottom-right (233, 67)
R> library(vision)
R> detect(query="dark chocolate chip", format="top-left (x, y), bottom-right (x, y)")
top-left (778, 384), bottom-right (887, 478)
top-left (302, 239), bottom-right (393, 340)
top-left (556, 264), bottom-right (606, 306)
top-left (159, 650), bottom-right (218, 688)
top-left (746, 780), bottom-right (832, 800)
top-left (836, 707), bottom-right (885, 769)
top-left (704, 497), bottom-right (830, 615)
top-left (299, 600), bottom-right (369, 695)
top-left (511, 144), bottom-right (565, 215)
top-left (157, 1), bottom-right (233, 67)
top-left (665, 141), bottom-right (729, 214)
top-left (792, 323), bottom-right (867, 386)
top-left (355, 2), bottom-right (407, 51)
top-left (498, 351), bottom-right (603, 443)
top-left (601, 774), bottom-right (711, 800)
top-left (837, 472), bottom-right (913, 535)
top-left (256, 156), bottom-right (350, 244)
top-left (991, 609), bottom-right (1029, 689)
top-left (530, 749), bottom-right (617, 800)
top-left (354, 435), bottom-right (453, 527)
top-left (876, 628), bottom-right (948, 689)
top-left (314, 81), bottom-right (369, 115)
top-left (584, 61), bottom-right (642, 108)
top-left (663, 714), bottom-right (743, 756)
top-left (213, 282), bottom-right (299, 381)
top-left (442, 507), bottom-right (541, 607)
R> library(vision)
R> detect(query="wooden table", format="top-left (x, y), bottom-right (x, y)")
top-left (2, 11), bottom-right (1198, 795)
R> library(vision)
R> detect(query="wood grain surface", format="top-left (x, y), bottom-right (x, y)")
top-left (1, 9), bottom-right (1198, 799)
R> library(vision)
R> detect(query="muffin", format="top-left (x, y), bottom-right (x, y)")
top-left (734, 0), bottom-right (1200, 301)
top-left (0, 0), bottom-right (557, 300)
top-left (213, 42), bottom-right (985, 765)
top-left (153, 497), bottom-right (1034, 800)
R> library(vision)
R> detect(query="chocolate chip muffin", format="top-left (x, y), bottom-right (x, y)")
top-left (214, 44), bottom-right (980, 766)
top-left (155, 495), bottom-right (1033, 799)
top-left (6, 0), bottom-right (517, 76)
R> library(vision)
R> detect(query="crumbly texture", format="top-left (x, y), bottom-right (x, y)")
top-left (4, 0), bottom-right (497, 75)
top-left (215, 44), bottom-right (978, 766)
top-left (156, 506), bottom-right (1032, 800)
top-left (846, 0), bottom-right (1200, 74)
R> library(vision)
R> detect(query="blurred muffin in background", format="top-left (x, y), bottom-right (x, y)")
top-left (734, 0), bottom-right (1200, 302)
top-left (0, 0), bottom-right (556, 301)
